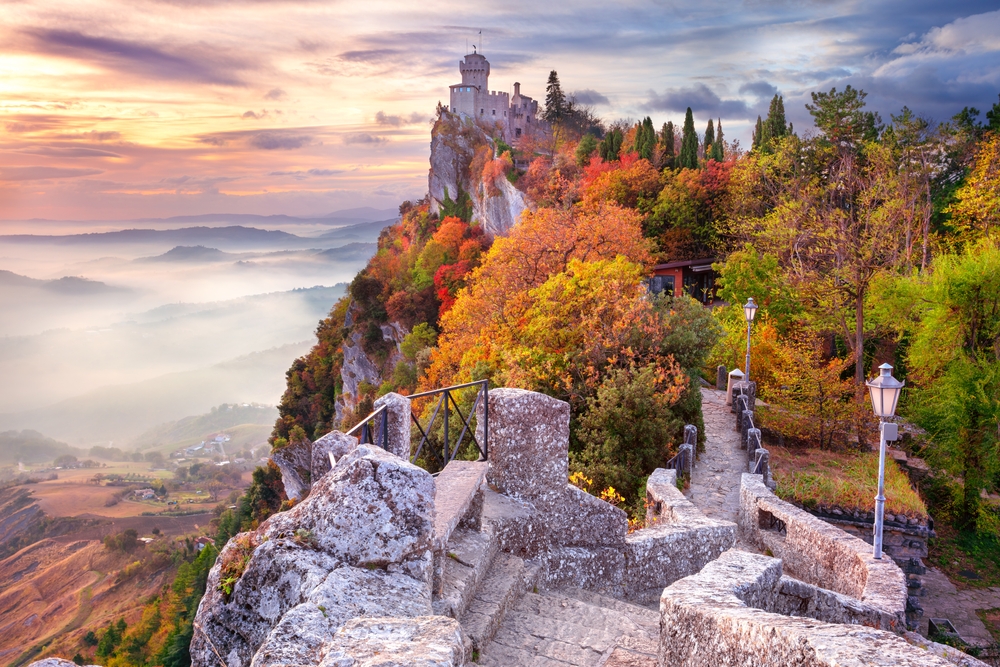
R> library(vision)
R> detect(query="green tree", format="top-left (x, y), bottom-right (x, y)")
top-left (806, 85), bottom-right (881, 147)
top-left (703, 118), bottom-right (715, 159)
top-left (752, 115), bottom-right (763, 151)
top-left (634, 116), bottom-right (655, 160)
top-left (660, 121), bottom-right (676, 169)
top-left (598, 128), bottom-right (624, 162)
top-left (543, 70), bottom-right (566, 123)
top-left (985, 93), bottom-right (1000, 132)
top-left (892, 237), bottom-right (1000, 532)
top-left (576, 133), bottom-right (598, 166)
top-left (679, 107), bottom-right (699, 169)
top-left (710, 118), bottom-right (724, 162)
top-left (761, 94), bottom-right (788, 148)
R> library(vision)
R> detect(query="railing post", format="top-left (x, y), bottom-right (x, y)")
top-left (380, 408), bottom-right (388, 451)
top-left (483, 381), bottom-right (489, 461)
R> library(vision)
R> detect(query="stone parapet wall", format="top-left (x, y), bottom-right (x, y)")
top-left (624, 468), bottom-right (736, 603)
top-left (739, 472), bottom-right (907, 631)
top-left (658, 550), bottom-right (981, 667)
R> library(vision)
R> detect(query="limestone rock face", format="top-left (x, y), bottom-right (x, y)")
top-left (340, 330), bottom-right (382, 411)
top-left (28, 660), bottom-right (98, 667)
top-left (190, 446), bottom-right (436, 667)
top-left (319, 616), bottom-right (467, 667)
top-left (270, 437), bottom-right (313, 501)
top-left (428, 112), bottom-right (527, 238)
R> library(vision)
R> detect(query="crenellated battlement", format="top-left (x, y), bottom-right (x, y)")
top-left (448, 51), bottom-right (546, 141)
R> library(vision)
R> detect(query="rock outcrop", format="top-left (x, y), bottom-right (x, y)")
top-left (428, 112), bottom-right (527, 238)
top-left (191, 445), bottom-right (438, 667)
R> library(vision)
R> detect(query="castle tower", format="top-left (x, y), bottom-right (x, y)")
top-left (459, 53), bottom-right (490, 89)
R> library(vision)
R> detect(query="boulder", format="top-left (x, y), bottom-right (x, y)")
top-left (28, 661), bottom-right (98, 667)
top-left (312, 431), bottom-right (359, 480)
top-left (191, 446), bottom-right (437, 667)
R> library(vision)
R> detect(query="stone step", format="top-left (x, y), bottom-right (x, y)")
top-left (432, 526), bottom-right (499, 618)
top-left (557, 586), bottom-right (661, 620)
top-left (476, 590), bottom-right (658, 667)
top-left (461, 553), bottom-right (542, 653)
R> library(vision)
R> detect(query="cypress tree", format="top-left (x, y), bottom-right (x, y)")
top-left (599, 129), bottom-right (624, 162)
top-left (704, 119), bottom-right (715, 158)
top-left (764, 94), bottom-right (788, 140)
top-left (660, 121), bottom-right (675, 168)
top-left (635, 116), bottom-right (655, 160)
top-left (752, 115), bottom-right (763, 151)
top-left (679, 107), bottom-right (698, 169)
top-left (710, 118), bottom-right (724, 162)
top-left (543, 70), bottom-right (566, 123)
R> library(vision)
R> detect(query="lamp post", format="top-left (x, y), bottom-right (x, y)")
top-left (866, 363), bottom-right (905, 560)
top-left (743, 297), bottom-right (758, 380)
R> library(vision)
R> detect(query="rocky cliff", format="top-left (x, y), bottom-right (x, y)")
top-left (427, 112), bottom-right (527, 238)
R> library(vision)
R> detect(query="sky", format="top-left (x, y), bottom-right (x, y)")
top-left (2, 0), bottom-right (999, 222)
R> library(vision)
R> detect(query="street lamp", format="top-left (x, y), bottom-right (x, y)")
top-left (743, 297), bottom-right (758, 380)
top-left (866, 362), bottom-right (905, 560)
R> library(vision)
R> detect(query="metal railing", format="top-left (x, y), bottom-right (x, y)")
top-left (345, 404), bottom-right (389, 449)
top-left (410, 380), bottom-right (489, 467)
top-left (734, 382), bottom-right (770, 484)
top-left (665, 424), bottom-right (697, 477)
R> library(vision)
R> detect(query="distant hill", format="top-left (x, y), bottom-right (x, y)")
top-left (0, 341), bottom-right (313, 444)
top-left (0, 225), bottom-right (300, 247)
top-left (0, 430), bottom-right (83, 465)
top-left (131, 402), bottom-right (278, 450)
top-left (313, 242), bottom-right (378, 262)
top-left (317, 218), bottom-right (396, 243)
top-left (0, 269), bottom-right (130, 296)
top-left (136, 245), bottom-right (234, 263)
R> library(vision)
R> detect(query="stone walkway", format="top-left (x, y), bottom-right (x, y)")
top-left (919, 567), bottom-right (1000, 647)
top-left (687, 388), bottom-right (744, 523)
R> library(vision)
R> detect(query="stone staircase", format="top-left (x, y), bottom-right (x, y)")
top-left (433, 462), bottom-right (659, 666)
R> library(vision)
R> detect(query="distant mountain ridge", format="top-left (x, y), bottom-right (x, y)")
top-left (0, 269), bottom-right (130, 296)
top-left (11, 206), bottom-right (399, 226)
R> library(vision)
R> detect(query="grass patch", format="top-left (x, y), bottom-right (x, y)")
top-left (771, 447), bottom-right (927, 519)
top-left (929, 523), bottom-right (1000, 589)
top-left (979, 608), bottom-right (1000, 644)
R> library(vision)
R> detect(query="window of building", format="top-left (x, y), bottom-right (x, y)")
top-left (492, 109), bottom-right (495, 115)
top-left (481, 109), bottom-right (484, 114)
top-left (649, 275), bottom-right (675, 297)
top-left (516, 128), bottom-right (522, 138)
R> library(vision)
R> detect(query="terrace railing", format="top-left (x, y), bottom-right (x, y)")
top-left (665, 424), bottom-right (697, 478)
top-left (410, 380), bottom-right (488, 468)
top-left (345, 404), bottom-right (389, 449)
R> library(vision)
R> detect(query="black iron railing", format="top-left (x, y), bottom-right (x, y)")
top-left (410, 380), bottom-right (488, 467)
top-left (345, 404), bottom-right (389, 449)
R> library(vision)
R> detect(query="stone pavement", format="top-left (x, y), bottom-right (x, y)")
top-left (919, 567), bottom-right (1000, 647)
top-left (686, 388), bottom-right (744, 523)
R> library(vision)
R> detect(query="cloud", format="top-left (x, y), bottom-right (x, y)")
top-left (0, 166), bottom-right (103, 181)
top-left (20, 28), bottom-right (247, 86)
top-left (645, 83), bottom-right (751, 118)
top-left (242, 110), bottom-right (261, 119)
top-left (268, 168), bottom-right (344, 180)
top-left (738, 80), bottom-right (778, 99)
top-left (569, 89), bottom-right (610, 106)
top-left (264, 88), bottom-right (286, 100)
top-left (342, 133), bottom-right (385, 145)
top-left (250, 133), bottom-right (311, 150)
top-left (374, 111), bottom-right (427, 126)
top-left (17, 147), bottom-right (122, 158)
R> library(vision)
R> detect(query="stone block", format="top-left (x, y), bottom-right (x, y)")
top-left (478, 388), bottom-right (569, 508)
top-left (548, 484), bottom-right (628, 549)
top-left (312, 430), bottom-right (360, 481)
top-left (320, 616), bottom-right (467, 667)
top-left (374, 392), bottom-right (412, 461)
top-left (480, 489), bottom-right (547, 561)
top-left (546, 545), bottom-right (625, 593)
top-left (716, 365), bottom-right (727, 390)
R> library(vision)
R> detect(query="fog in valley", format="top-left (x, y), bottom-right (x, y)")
top-left (0, 208), bottom-right (396, 450)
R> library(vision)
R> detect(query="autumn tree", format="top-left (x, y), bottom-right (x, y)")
top-left (679, 107), bottom-right (698, 169)
top-left (948, 131), bottom-right (1000, 237)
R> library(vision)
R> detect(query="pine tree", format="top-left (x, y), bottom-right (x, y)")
top-left (710, 118), bottom-right (724, 162)
top-left (679, 107), bottom-right (699, 169)
top-left (760, 94), bottom-right (788, 150)
top-left (752, 115), bottom-right (763, 151)
top-left (543, 70), bottom-right (566, 123)
top-left (660, 121), bottom-right (675, 168)
top-left (704, 119), bottom-right (715, 158)
top-left (598, 129), bottom-right (624, 162)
